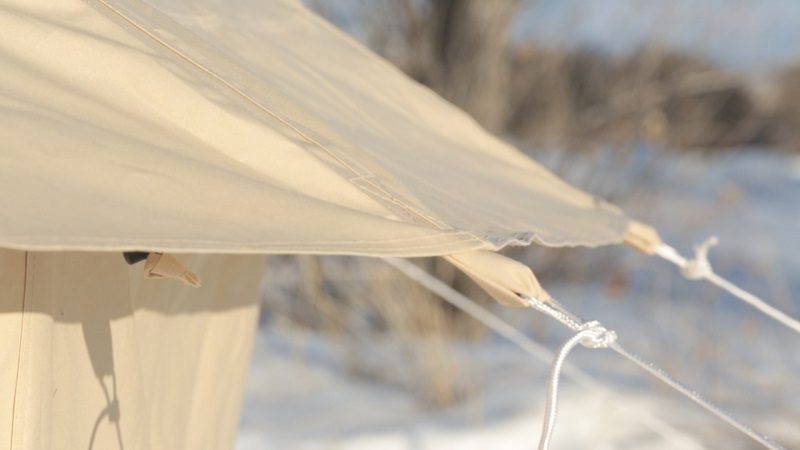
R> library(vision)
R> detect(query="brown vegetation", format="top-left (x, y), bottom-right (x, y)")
top-left (352, 1), bottom-right (793, 153)
top-left (508, 47), bottom-right (767, 150)
top-left (769, 65), bottom-right (800, 152)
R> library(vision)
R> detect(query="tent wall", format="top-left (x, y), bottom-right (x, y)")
top-left (0, 250), bottom-right (264, 449)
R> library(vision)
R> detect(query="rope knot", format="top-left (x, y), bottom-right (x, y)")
top-left (680, 236), bottom-right (718, 280)
top-left (577, 320), bottom-right (617, 349)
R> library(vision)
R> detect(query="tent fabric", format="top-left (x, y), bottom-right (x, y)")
top-left (0, 0), bottom-right (630, 258)
top-left (143, 252), bottom-right (203, 287)
top-left (624, 221), bottom-right (663, 255)
top-left (0, 250), bottom-right (264, 449)
top-left (0, 1), bottom-right (659, 448)
top-left (445, 251), bottom-right (549, 307)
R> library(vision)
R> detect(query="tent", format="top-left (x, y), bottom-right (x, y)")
top-left (0, 0), bottom-right (661, 448)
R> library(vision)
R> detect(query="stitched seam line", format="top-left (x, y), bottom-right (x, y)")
top-left (2, 231), bottom-right (476, 245)
top-left (9, 252), bottom-right (29, 449)
top-left (88, 0), bottom-right (463, 235)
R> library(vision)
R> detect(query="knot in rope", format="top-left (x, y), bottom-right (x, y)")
top-left (536, 323), bottom-right (617, 450)
top-left (523, 296), bottom-right (619, 450)
top-left (577, 321), bottom-right (617, 349)
top-left (680, 236), bottom-right (718, 280)
top-left (655, 236), bottom-right (800, 335)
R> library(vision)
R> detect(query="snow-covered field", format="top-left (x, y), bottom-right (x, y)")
top-left (237, 149), bottom-right (800, 449)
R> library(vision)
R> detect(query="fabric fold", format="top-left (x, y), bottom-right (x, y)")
top-left (445, 251), bottom-right (550, 307)
top-left (143, 253), bottom-right (202, 287)
top-left (624, 221), bottom-right (663, 255)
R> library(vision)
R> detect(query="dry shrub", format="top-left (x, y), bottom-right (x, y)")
top-left (769, 65), bottom-right (800, 152)
top-left (261, 255), bottom-right (490, 407)
top-left (623, 50), bottom-right (764, 149)
top-left (312, 0), bottom-right (778, 152)
top-left (506, 46), bottom-right (623, 145)
top-left (507, 46), bottom-right (765, 150)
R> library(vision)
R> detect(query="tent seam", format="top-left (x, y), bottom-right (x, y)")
top-left (9, 252), bottom-right (29, 449)
top-left (0, 231), bottom-right (490, 256)
top-left (0, 232), bottom-right (477, 245)
top-left (86, 0), bottom-right (468, 238)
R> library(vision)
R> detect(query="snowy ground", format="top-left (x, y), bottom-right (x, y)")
top-left (237, 149), bottom-right (800, 449)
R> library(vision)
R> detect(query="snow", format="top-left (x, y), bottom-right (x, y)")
top-left (238, 328), bottom-right (706, 450)
top-left (238, 148), bottom-right (799, 449)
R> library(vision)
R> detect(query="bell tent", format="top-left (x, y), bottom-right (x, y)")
top-left (1, 0), bottom-right (729, 449)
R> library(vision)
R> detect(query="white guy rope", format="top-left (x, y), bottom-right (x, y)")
top-left (538, 322), bottom-right (616, 450)
top-left (524, 298), bottom-right (617, 448)
top-left (383, 257), bottom-right (703, 450)
top-left (381, 257), bottom-right (784, 450)
top-left (656, 237), bottom-right (800, 335)
top-left (522, 294), bottom-right (786, 450)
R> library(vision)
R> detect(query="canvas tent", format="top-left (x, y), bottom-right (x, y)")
top-left (0, 0), bottom-right (660, 448)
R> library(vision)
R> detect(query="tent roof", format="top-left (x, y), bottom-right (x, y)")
top-left (0, 0), bottom-right (628, 257)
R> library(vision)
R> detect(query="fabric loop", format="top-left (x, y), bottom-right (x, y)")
top-left (143, 253), bottom-right (202, 287)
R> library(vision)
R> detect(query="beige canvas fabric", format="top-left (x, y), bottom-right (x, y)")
top-left (445, 251), bottom-right (550, 307)
top-left (624, 221), bottom-right (664, 255)
top-left (0, 250), bottom-right (264, 449)
top-left (143, 252), bottom-right (203, 287)
top-left (0, 0), bottom-right (629, 257)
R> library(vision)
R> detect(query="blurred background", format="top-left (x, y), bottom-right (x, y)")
top-left (238, 1), bottom-right (800, 448)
